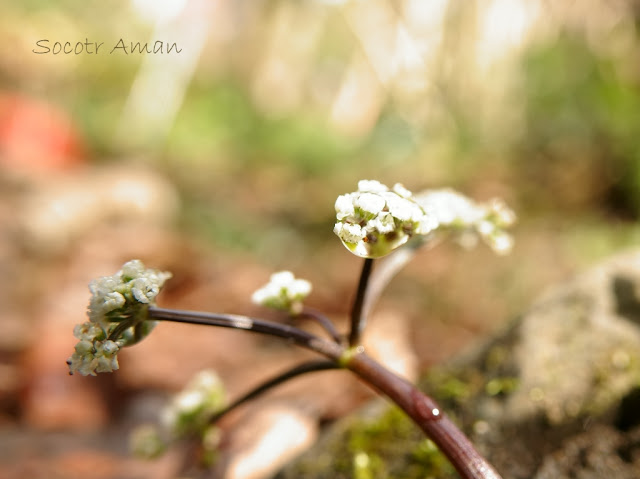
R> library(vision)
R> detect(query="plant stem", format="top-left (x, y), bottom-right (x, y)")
top-left (348, 257), bottom-right (374, 346)
top-left (210, 360), bottom-right (339, 424)
top-left (298, 307), bottom-right (343, 344)
top-left (147, 306), bottom-right (502, 478)
top-left (344, 350), bottom-right (503, 479)
top-left (148, 307), bottom-right (345, 361)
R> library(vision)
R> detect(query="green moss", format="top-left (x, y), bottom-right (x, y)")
top-left (485, 377), bottom-right (519, 397)
top-left (427, 371), bottom-right (472, 403)
top-left (584, 347), bottom-right (640, 418)
top-left (344, 406), bottom-right (458, 479)
top-left (278, 403), bottom-right (460, 478)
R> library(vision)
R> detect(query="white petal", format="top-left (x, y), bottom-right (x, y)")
top-left (355, 193), bottom-right (386, 215)
top-left (357, 180), bottom-right (389, 193)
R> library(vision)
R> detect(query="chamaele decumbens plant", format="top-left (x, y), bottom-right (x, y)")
top-left (67, 180), bottom-right (515, 479)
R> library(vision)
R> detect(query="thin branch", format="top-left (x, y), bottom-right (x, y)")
top-left (148, 307), bottom-right (345, 361)
top-left (297, 307), bottom-right (343, 344)
top-left (210, 360), bottom-right (339, 424)
top-left (348, 257), bottom-right (374, 346)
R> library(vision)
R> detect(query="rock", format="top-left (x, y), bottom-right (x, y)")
top-left (277, 249), bottom-right (640, 478)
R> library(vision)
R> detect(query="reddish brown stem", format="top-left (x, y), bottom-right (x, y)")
top-left (345, 350), bottom-right (502, 479)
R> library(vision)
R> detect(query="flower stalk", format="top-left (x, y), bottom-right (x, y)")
top-left (147, 305), bottom-right (502, 479)
top-left (208, 360), bottom-right (339, 424)
top-left (348, 257), bottom-right (374, 346)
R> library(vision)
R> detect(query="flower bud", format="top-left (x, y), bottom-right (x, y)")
top-left (251, 271), bottom-right (312, 315)
top-left (68, 260), bottom-right (172, 375)
top-left (333, 181), bottom-right (437, 258)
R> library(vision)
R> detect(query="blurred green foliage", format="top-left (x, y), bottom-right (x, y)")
top-left (6, 1), bottom-right (640, 265)
top-left (518, 31), bottom-right (640, 217)
top-left (167, 80), bottom-right (360, 175)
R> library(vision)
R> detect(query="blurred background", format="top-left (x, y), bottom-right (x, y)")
top-left (2, 0), bottom-right (640, 478)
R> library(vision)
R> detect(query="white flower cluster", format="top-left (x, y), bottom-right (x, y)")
top-left (333, 180), bottom-right (438, 258)
top-left (130, 369), bottom-right (225, 460)
top-left (87, 259), bottom-right (172, 327)
top-left (161, 369), bottom-right (226, 437)
top-left (415, 189), bottom-right (516, 254)
top-left (67, 260), bottom-right (172, 376)
top-left (66, 322), bottom-right (121, 376)
top-left (334, 180), bottom-right (516, 258)
top-left (251, 271), bottom-right (312, 315)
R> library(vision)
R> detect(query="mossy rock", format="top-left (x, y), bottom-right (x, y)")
top-left (278, 249), bottom-right (640, 478)
top-left (275, 400), bottom-right (457, 479)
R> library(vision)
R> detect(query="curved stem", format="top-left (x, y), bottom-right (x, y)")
top-left (210, 360), bottom-right (339, 424)
top-left (108, 319), bottom-right (134, 342)
top-left (297, 307), bottom-right (343, 344)
top-left (344, 350), bottom-right (502, 479)
top-left (348, 258), bottom-right (374, 346)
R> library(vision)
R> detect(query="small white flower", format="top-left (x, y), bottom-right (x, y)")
top-left (251, 271), bottom-right (312, 314)
top-left (95, 355), bottom-right (118, 374)
top-left (176, 390), bottom-right (206, 414)
top-left (416, 189), bottom-right (485, 226)
top-left (392, 183), bottom-right (413, 198)
top-left (355, 193), bottom-right (386, 216)
top-left (162, 369), bottom-right (226, 437)
top-left (131, 277), bottom-right (158, 303)
top-left (487, 198), bottom-right (516, 227)
top-left (357, 180), bottom-right (388, 193)
top-left (74, 339), bottom-right (93, 354)
top-left (415, 189), bottom-right (516, 254)
top-left (73, 322), bottom-right (103, 341)
top-left (269, 271), bottom-right (296, 286)
top-left (415, 214), bottom-right (439, 235)
top-left (333, 180), bottom-right (436, 258)
top-left (121, 259), bottom-right (146, 280)
top-left (487, 231), bottom-right (514, 255)
top-left (368, 212), bottom-right (395, 234)
top-left (88, 276), bottom-right (119, 297)
top-left (335, 194), bottom-right (355, 220)
top-left (101, 340), bottom-right (120, 355)
top-left (288, 278), bottom-right (312, 297)
top-left (67, 333), bottom-right (121, 376)
top-left (334, 222), bottom-right (366, 244)
top-left (384, 195), bottom-right (417, 222)
top-left (88, 282), bottom-right (126, 324)
top-left (476, 219), bottom-right (495, 236)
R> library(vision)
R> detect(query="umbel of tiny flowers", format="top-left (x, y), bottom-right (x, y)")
top-left (251, 271), bottom-right (312, 315)
top-left (161, 369), bottom-right (227, 438)
top-left (333, 180), bottom-right (439, 258)
top-left (334, 180), bottom-right (516, 259)
top-left (130, 369), bottom-right (226, 461)
top-left (415, 189), bottom-right (516, 255)
top-left (67, 259), bottom-right (172, 376)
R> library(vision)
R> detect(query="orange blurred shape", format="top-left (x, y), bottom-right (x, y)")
top-left (0, 93), bottom-right (85, 174)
